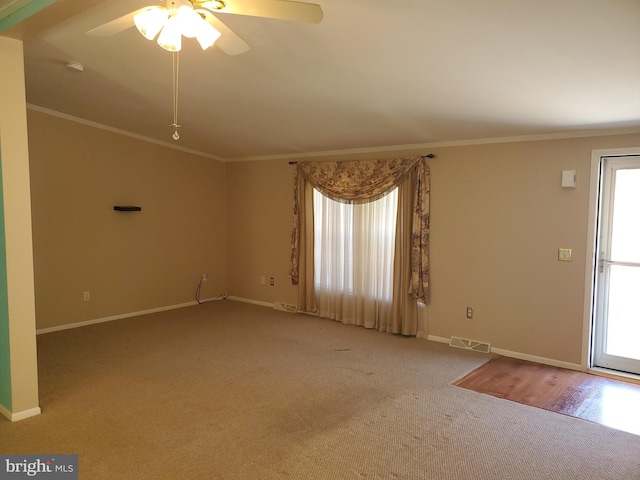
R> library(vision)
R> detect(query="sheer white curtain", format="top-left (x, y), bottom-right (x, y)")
top-left (313, 188), bottom-right (398, 328)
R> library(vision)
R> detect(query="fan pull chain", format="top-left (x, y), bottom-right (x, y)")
top-left (171, 51), bottom-right (181, 141)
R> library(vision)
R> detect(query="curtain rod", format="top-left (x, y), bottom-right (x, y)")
top-left (288, 154), bottom-right (435, 165)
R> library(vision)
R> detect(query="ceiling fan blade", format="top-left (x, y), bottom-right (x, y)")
top-left (199, 10), bottom-right (250, 55)
top-left (87, 9), bottom-right (144, 36)
top-left (205, 0), bottom-right (323, 24)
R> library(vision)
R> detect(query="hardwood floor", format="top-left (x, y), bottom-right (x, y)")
top-left (454, 356), bottom-right (640, 436)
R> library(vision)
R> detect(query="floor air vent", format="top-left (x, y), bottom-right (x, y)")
top-left (273, 302), bottom-right (297, 313)
top-left (449, 336), bottom-right (491, 353)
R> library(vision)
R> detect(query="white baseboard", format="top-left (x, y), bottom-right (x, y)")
top-left (491, 347), bottom-right (583, 371)
top-left (37, 298), bottom-right (584, 373)
top-left (426, 335), bottom-right (450, 344)
top-left (226, 296), bottom-right (273, 308)
top-left (426, 335), bottom-right (583, 371)
top-left (36, 301), bottom-right (200, 335)
top-left (0, 404), bottom-right (41, 422)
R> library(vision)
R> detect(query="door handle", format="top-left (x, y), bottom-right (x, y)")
top-left (599, 252), bottom-right (640, 273)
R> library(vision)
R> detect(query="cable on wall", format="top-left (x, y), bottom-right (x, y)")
top-left (195, 274), bottom-right (227, 304)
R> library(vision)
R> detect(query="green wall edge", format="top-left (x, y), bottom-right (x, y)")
top-left (0, 0), bottom-right (57, 32)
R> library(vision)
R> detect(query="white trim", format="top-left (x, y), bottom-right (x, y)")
top-left (229, 127), bottom-right (640, 162)
top-left (37, 293), bottom-right (582, 373)
top-left (28, 103), bottom-right (640, 164)
top-left (0, 404), bottom-right (41, 422)
top-left (426, 335), bottom-right (450, 344)
top-left (26, 104), bottom-right (225, 163)
top-left (36, 296), bottom-right (247, 335)
top-left (427, 334), bottom-right (582, 370)
top-left (582, 151), bottom-right (602, 369)
top-left (226, 296), bottom-right (273, 308)
top-left (0, 404), bottom-right (11, 421)
top-left (490, 347), bottom-right (583, 371)
top-left (36, 301), bottom-right (200, 335)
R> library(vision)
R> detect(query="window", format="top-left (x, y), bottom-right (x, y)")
top-left (313, 187), bottom-right (398, 303)
top-left (289, 156), bottom-right (430, 334)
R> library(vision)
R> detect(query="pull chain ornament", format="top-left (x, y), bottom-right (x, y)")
top-left (171, 51), bottom-right (181, 141)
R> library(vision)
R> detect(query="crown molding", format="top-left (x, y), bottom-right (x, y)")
top-left (28, 104), bottom-right (640, 164)
top-left (229, 126), bottom-right (640, 162)
top-left (26, 104), bottom-right (226, 162)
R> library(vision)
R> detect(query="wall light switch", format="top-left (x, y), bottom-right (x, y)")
top-left (561, 170), bottom-right (576, 188)
top-left (558, 248), bottom-right (572, 262)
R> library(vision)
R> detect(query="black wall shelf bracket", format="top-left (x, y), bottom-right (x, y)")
top-left (114, 206), bottom-right (142, 212)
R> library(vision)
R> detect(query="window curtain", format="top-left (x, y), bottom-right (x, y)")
top-left (289, 156), bottom-right (430, 335)
top-left (313, 187), bottom-right (398, 330)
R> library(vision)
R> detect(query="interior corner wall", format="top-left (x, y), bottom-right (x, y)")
top-left (27, 110), bottom-right (228, 331)
top-left (0, 36), bottom-right (40, 419)
top-left (226, 159), bottom-right (298, 306)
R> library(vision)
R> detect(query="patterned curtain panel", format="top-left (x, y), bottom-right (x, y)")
top-left (412, 159), bottom-right (430, 303)
top-left (290, 156), bottom-right (430, 305)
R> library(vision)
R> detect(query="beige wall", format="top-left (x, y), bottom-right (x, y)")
top-left (26, 105), bottom-right (640, 366)
top-left (226, 159), bottom-right (298, 306)
top-left (226, 133), bottom-right (640, 366)
top-left (28, 110), bottom-right (228, 330)
top-left (427, 138), bottom-right (592, 364)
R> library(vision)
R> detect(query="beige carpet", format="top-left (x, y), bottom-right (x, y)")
top-left (2, 300), bottom-right (640, 479)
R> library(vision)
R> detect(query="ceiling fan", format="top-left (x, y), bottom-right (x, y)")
top-left (87, 0), bottom-right (323, 55)
top-left (85, 0), bottom-right (322, 142)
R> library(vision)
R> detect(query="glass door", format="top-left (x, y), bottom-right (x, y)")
top-left (592, 155), bottom-right (640, 375)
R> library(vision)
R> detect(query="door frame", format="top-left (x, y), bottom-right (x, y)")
top-left (583, 147), bottom-right (640, 375)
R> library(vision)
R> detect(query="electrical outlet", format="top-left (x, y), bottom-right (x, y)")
top-left (270, 277), bottom-right (275, 286)
top-left (83, 291), bottom-right (90, 302)
top-left (466, 307), bottom-right (473, 319)
top-left (202, 273), bottom-right (208, 281)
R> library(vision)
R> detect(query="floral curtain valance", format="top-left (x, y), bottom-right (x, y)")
top-left (290, 155), bottom-right (431, 304)
top-left (298, 156), bottom-right (423, 204)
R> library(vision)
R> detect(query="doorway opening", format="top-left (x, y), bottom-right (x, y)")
top-left (589, 151), bottom-right (640, 377)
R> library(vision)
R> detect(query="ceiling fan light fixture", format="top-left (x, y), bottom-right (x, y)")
top-left (133, 6), bottom-right (168, 40)
top-left (157, 14), bottom-right (182, 51)
top-left (175, 5), bottom-right (202, 38)
top-left (194, 18), bottom-right (221, 50)
top-left (199, 0), bottom-right (226, 11)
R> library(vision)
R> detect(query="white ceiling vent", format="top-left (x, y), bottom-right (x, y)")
top-left (273, 302), bottom-right (297, 313)
top-left (449, 336), bottom-right (491, 354)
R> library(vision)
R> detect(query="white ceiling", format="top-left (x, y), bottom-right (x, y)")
top-left (3, 0), bottom-right (640, 161)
